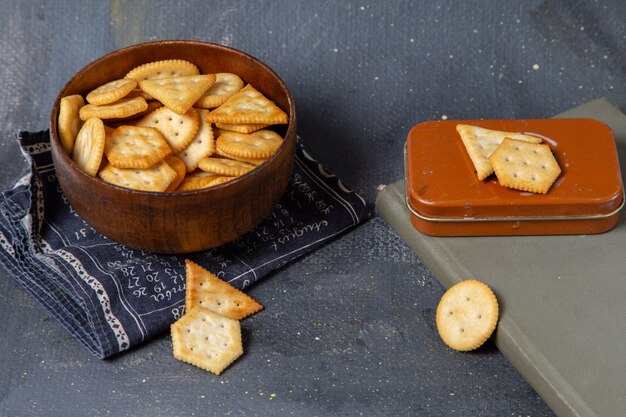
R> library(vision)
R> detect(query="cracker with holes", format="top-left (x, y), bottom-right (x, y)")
top-left (79, 96), bottom-right (148, 121)
top-left (72, 117), bottom-right (106, 176)
top-left (86, 78), bottom-right (138, 105)
top-left (216, 130), bottom-right (282, 159)
top-left (436, 280), bottom-right (499, 351)
top-left (177, 109), bottom-right (215, 172)
top-left (185, 259), bottom-right (263, 319)
top-left (138, 74), bottom-right (216, 114)
top-left (136, 107), bottom-right (199, 153)
top-left (205, 84), bottom-right (288, 125)
top-left (456, 124), bottom-right (543, 180)
top-left (104, 125), bottom-right (172, 169)
top-left (171, 306), bottom-right (243, 375)
top-left (195, 72), bottom-right (244, 109)
top-left (489, 138), bottom-right (561, 194)
top-left (99, 160), bottom-right (177, 192)
top-left (215, 122), bottom-right (268, 134)
top-left (125, 59), bottom-right (200, 81)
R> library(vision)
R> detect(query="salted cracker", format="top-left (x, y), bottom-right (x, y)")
top-left (138, 74), bottom-right (216, 114)
top-left (171, 306), bottom-right (243, 375)
top-left (205, 84), bottom-right (288, 125)
top-left (135, 107), bottom-right (199, 153)
top-left (489, 138), bottom-right (561, 194)
top-left (176, 170), bottom-right (224, 191)
top-left (125, 59), bottom-right (200, 81)
top-left (71, 117), bottom-right (105, 176)
top-left (436, 280), bottom-right (499, 351)
top-left (98, 160), bottom-right (177, 192)
top-left (163, 155), bottom-right (187, 192)
top-left (58, 94), bottom-right (85, 155)
top-left (215, 122), bottom-right (269, 134)
top-left (198, 156), bottom-right (255, 177)
top-left (86, 78), bottom-right (138, 105)
top-left (195, 72), bottom-right (244, 109)
top-left (79, 96), bottom-right (148, 121)
top-left (215, 130), bottom-right (282, 159)
top-left (456, 124), bottom-right (543, 180)
top-left (185, 259), bottom-right (263, 320)
top-left (176, 108), bottom-right (215, 172)
top-left (104, 125), bottom-right (172, 169)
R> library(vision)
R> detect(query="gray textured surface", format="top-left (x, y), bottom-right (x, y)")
top-left (0, 1), bottom-right (624, 416)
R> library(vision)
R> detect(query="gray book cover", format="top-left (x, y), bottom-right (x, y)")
top-left (376, 99), bottom-right (626, 417)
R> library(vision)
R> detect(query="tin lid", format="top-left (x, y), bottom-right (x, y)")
top-left (405, 118), bottom-right (624, 222)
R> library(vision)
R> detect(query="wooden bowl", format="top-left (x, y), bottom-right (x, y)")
top-left (49, 40), bottom-right (297, 254)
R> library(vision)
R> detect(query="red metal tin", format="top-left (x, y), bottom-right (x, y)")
top-left (405, 118), bottom-right (623, 236)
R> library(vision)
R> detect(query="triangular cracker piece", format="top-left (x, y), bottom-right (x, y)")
top-left (456, 124), bottom-right (543, 180)
top-left (139, 74), bottom-right (216, 114)
top-left (205, 84), bottom-right (288, 125)
top-left (185, 259), bottom-right (263, 319)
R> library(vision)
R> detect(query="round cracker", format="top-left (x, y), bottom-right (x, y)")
top-left (125, 59), bottom-right (200, 81)
top-left (435, 280), bottom-right (499, 351)
top-left (215, 130), bottom-right (282, 159)
top-left (86, 78), bottom-right (138, 105)
top-left (72, 117), bottom-right (106, 176)
top-left (58, 94), bottom-right (85, 155)
top-left (176, 170), bottom-right (224, 191)
top-left (79, 96), bottom-right (148, 121)
top-left (198, 156), bottom-right (255, 177)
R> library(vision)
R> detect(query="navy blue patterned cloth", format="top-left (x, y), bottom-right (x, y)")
top-left (0, 131), bottom-right (369, 358)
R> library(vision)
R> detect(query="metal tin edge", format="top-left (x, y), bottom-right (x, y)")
top-left (403, 140), bottom-right (625, 223)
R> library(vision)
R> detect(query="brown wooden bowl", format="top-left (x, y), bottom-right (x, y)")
top-left (49, 40), bottom-right (297, 254)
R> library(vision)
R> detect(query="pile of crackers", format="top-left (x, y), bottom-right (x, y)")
top-left (57, 59), bottom-right (288, 192)
top-left (171, 260), bottom-right (263, 375)
top-left (456, 124), bottom-right (561, 194)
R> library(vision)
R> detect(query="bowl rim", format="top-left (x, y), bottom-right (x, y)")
top-left (49, 40), bottom-right (297, 198)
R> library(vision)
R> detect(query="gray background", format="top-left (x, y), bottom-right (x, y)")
top-left (0, 1), bottom-right (624, 416)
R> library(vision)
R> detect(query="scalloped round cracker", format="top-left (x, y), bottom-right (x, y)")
top-left (215, 130), bottom-right (282, 159)
top-left (436, 280), bottom-right (499, 351)
top-left (79, 96), bottom-right (148, 121)
top-left (195, 72), bottom-right (244, 109)
top-left (58, 94), bottom-right (85, 155)
top-left (125, 59), bottom-right (199, 81)
top-left (198, 156), bottom-right (255, 177)
top-left (176, 170), bottom-right (224, 191)
top-left (86, 78), bottom-right (138, 105)
top-left (72, 117), bottom-right (106, 176)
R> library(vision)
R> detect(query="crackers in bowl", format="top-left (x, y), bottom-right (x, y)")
top-left (57, 58), bottom-right (288, 193)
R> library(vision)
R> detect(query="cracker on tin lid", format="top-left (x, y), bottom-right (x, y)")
top-left (171, 306), bottom-right (243, 375)
top-left (138, 74), bottom-right (216, 115)
top-left (185, 259), bottom-right (263, 320)
top-left (71, 117), bottom-right (106, 176)
top-left (79, 96), bottom-right (148, 121)
top-left (489, 138), bottom-right (561, 194)
top-left (205, 84), bottom-right (288, 125)
top-left (98, 160), bottom-right (177, 192)
top-left (195, 72), bottom-right (244, 109)
top-left (58, 94), bottom-right (85, 155)
top-left (86, 78), bottom-right (138, 106)
top-left (125, 59), bottom-right (200, 81)
top-left (215, 130), bottom-right (283, 159)
top-left (436, 280), bottom-right (499, 351)
top-left (104, 125), bottom-right (172, 169)
top-left (177, 108), bottom-right (215, 172)
top-left (135, 107), bottom-right (199, 153)
top-left (456, 124), bottom-right (543, 180)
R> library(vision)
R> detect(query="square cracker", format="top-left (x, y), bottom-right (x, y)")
top-left (456, 124), bottom-right (543, 180)
top-left (205, 84), bottom-right (288, 125)
top-left (171, 306), bottom-right (243, 375)
top-left (185, 259), bottom-right (263, 320)
top-left (99, 160), bottom-right (177, 192)
top-left (489, 138), bottom-right (561, 194)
